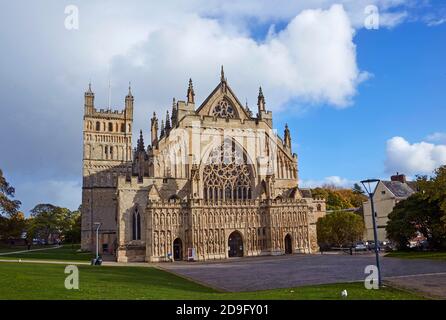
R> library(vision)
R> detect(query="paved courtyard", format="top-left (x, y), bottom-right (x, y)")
top-left (160, 253), bottom-right (446, 295)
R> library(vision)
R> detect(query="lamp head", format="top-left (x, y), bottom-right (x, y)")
top-left (360, 179), bottom-right (380, 195)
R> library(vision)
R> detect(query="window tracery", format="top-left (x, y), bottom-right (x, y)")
top-left (203, 140), bottom-right (252, 201)
top-left (211, 100), bottom-right (236, 118)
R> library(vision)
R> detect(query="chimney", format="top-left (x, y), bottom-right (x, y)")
top-left (391, 172), bottom-right (406, 183)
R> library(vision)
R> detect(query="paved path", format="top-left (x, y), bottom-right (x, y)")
top-left (0, 245), bottom-right (61, 256)
top-left (386, 273), bottom-right (446, 299)
top-left (160, 253), bottom-right (446, 292)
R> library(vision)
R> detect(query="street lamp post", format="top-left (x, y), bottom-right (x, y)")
top-left (361, 179), bottom-right (382, 288)
top-left (93, 222), bottom-right (101, 260)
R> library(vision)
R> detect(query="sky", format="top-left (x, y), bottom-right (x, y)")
top-left (0, 0), bottom-right (445, 214)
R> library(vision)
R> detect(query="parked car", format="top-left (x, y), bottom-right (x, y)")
top-left (366, 241), bottom-right (382, 251)
top-left (353, 242), bottom-right (368, 251)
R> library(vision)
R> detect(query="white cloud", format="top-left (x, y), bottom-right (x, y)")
top-left (385, 136), bottom-right (446, 175)
top-left (112, 3), bottom-right (367, 116)
top-left (426, 132), bottom-right (446, 144)
top-left (300, 176), bottom-right (354, 188)
top-left (427, 18), bottom-right (446, 27)
top-left (0, 0), bottom-right (436, 211)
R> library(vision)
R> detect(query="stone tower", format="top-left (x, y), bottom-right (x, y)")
top-left (81, 83), bottom-right (134, 252)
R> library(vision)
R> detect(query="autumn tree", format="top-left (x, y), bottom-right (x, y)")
top-left (312, 185), bottom-right (367, 211)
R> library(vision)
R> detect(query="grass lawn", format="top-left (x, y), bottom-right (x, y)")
top-left (385, 251), bottom-right (446, 261)
top-left (0, 244), bottom-right (93, 261)
top-left (0, 262), bottom-right (425, 300)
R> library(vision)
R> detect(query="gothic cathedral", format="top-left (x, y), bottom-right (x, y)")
top-left (81, 67), bottom-right (325, 262)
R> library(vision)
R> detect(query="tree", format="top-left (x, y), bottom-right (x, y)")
top-left (28, 204), bottom-right (68, 243)
top-left (63, 209), bottom-right (81, 244)
top-left (312, 186), bottom-right (367, 211)
top-left (27, 204), bottom-right (81, 244)
top-left (352, 183), bottom-right (364, 195)
top-left (386, 167), bottom-right (446, 250)
top-left (417, 165), bottom-right (446, 224)
top-left (316, 211), bottom-right (365, 248)
top-left (0, 169), bottom-right (21, 217)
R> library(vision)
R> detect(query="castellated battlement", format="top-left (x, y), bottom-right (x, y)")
top-left (93, 108), bottom-right (126, 119)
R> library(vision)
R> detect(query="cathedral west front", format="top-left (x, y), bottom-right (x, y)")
top-left (81, 67), bottom-right (326, 262)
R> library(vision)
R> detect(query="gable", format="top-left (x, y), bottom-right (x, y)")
top-left (195, 81), bottom-right (252, 120)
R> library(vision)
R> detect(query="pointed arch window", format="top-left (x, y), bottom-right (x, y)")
top-left (132, 208), bottom-right (141, 240)
top-left (203, 139), bottom-right (253, 201)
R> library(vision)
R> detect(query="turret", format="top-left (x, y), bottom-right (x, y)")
top-left (257, 86), bottom-right (265, 114)
top-left (284, 124), bottom-right (291, 151)
top-left (165, 110), bottom-right (171, 135)
top-left (160, 120), bottom-right (165, 139)
top-left (171, 98), bottom-right (178, 127)
top-left (257, 86), bottom-right (272, 126)
top-left (220, 65), bottom-right (227, 93)
top-left (187, 79), bottom-right (195, 104)
top-left (136, 130), bottom-right (145, 182)
top-left (151, 112), bottom-right (158, 148)
top-left (84, 82), bottom-right (94, 115)
top-left (125, 82), bottom-right (134, 120)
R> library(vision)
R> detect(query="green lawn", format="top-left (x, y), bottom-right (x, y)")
top-left (0, 244), bottom-right (93, 261)
top-left (386, 251), bottom-right (446, 261)
top-left (0, 262), bottom-right (425, 300)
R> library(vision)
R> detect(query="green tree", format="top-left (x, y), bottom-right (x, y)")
top-left (27, 204), bottom-right (71, 243)
top-left (417, 165), bottom-right (446, 224)
top-left (352, 183), bottom-right (364, 195)
top-left (63, 209), bottom-right (81, 244)
top-left (316, 211), bottom-right (365, 248)
top-left (0, 169), bottom-right (21, 217)
top-left (386, 169), bottom-right (446, 250)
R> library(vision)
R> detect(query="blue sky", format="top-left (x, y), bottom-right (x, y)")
top-left (281, 20), bottom-right (446, 184)
top-left (0, 1), bottom-right (445, 214)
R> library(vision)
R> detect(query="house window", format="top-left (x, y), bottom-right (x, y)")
top-left (381, 191), bottom-right (386, 195)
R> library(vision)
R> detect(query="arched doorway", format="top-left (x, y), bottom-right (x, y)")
top-left (173, 238), bottom-right (182, 261)
top-left (228, 231), bottom-right (243, 257)
top-left (284, 234), bottom-right (292, 254)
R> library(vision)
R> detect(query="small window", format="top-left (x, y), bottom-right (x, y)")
top-left (381, 191), bottom-right (386, 195)
top-left (132, 208), bottom-right (141, 241)
top-left (108, 122), bottom-right (113, 132)
top-left (96, 122), bottom-right (100, 131)
top-left (121, 123), bottom-right (125, 132)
